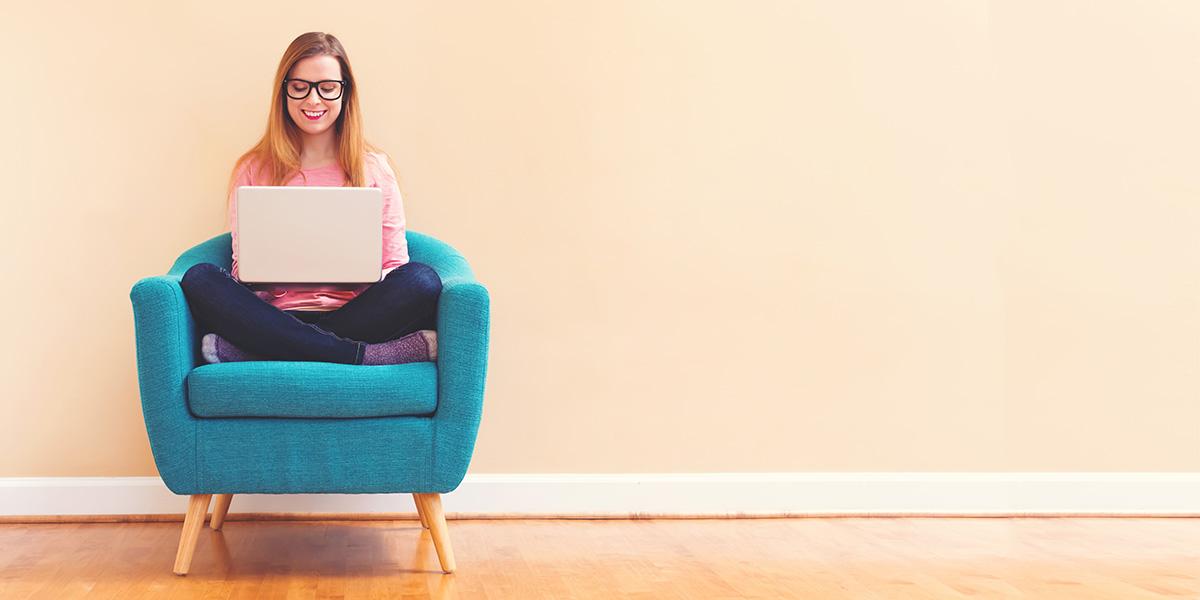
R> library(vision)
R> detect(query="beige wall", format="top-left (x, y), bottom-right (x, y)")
top-left (2, 1), bottom-right (1197, 476)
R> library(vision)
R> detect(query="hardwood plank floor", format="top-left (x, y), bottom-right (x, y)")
top-left (0, 517), bottom-right (1197, 599)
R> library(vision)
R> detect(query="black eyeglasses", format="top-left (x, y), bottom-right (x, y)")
top-left (283, 78), bottom-right (347, 101)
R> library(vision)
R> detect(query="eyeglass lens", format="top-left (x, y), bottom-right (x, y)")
top-left (286, 80), bottom-right (343, 100)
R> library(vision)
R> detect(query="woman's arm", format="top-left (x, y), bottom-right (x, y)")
top-left (373, 152), bottom-right (410, 277)
top-left (227, 160), bottom-right (256, 281)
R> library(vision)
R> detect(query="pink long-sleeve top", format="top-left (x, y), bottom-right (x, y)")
top-left (227, 151), bottom-right (410, 312)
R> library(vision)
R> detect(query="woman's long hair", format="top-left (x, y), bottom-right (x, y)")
top-left (226, 32), bottom-right (398, 204)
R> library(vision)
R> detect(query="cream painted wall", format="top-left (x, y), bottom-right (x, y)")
top-left (1, 1), bottom-right (1197, 476)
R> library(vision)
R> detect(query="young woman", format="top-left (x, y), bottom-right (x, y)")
top-left (181, 32), bottom-right (441, 366)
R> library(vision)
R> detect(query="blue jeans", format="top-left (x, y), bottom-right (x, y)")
top-left (180, 262), bottom-right (442, 364)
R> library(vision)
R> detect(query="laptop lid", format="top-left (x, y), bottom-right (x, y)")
top-left (236, 185), bottom-right (383, 284)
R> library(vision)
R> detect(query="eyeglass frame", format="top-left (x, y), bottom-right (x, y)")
top-left (282, 78), bottom-right (349, 101)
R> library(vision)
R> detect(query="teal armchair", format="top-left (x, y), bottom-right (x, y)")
top-left (129, 231), bottom-right (490, 575)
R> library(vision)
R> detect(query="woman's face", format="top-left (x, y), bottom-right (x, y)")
top-left (284, 54), bottom-right (345, 136)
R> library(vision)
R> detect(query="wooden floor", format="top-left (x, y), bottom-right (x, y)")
top-left (0, 517), bottom-right (1198, 598)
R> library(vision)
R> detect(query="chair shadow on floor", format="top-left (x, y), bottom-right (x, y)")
top-left (185, 520), bottom-right (459, 591)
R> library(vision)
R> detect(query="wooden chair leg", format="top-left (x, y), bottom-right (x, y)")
top-left (210, 494), bottom-right (234, 531)
top-left (173, 494), bottom-right (212, 575)
top-left (415, 493), bottom-right (456, 573)
top-left (413, 493), bottom-right (430, 529)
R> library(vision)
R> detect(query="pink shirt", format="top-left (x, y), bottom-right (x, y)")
top-left (228, 151), bottom-right (410, 312)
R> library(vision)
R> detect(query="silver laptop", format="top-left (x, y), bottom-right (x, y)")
top-left (236, 186), bottom-right (383, 284)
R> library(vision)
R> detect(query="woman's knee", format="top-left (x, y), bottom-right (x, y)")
top-left (385, 262), bottom-right (442, 296)
top-left (181, 262), bottom-right (224, 288)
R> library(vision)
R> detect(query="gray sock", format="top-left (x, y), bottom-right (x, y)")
top-left (201, 333), bottom-right (267, 364)
top-left (362, 330), bottom-right (438, 365)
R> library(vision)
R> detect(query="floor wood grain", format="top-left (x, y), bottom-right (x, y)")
top-left (0, 517), bottom-right (1197, 598)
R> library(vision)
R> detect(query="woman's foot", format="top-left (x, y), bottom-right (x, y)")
top-left (362, 330), bottom-right (438, 365)
top-left (201, 333), bottom-right (267, 364)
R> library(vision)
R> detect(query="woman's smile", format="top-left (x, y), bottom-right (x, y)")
top-left (302, 109), bottom-right (327, 121)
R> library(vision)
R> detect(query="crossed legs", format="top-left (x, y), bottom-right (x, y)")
top-left (180, 262), bottom-right (441, 364)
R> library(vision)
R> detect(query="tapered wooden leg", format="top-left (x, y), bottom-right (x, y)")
top-left (210, 494), bottom-right (234, 531)
top-left (415, 493), bottom-right (455, 573)
top-left (173, 494), bottom-right (212, 575)
top-left (413, 493), bottom-right (430, 529)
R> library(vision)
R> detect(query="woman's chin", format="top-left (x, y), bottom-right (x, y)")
top-left (297, 122), bottom-right (331, 135)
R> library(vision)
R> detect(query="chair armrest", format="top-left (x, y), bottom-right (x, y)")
top-left (419, 241), bottom-right (491, 492)
top-left (129, 275), bottom-right (200, 494)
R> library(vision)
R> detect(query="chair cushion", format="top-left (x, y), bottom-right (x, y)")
top-left (188, 361), bottom-right (438, 419)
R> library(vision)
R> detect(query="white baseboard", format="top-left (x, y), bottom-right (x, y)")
top-left (2, 473), bottom-right (1199, 517)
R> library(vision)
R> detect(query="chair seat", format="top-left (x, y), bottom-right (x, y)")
top-left (188, 360), bottom-right (438, 419)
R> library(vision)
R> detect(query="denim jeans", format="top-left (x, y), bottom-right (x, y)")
top-left (180, 262), bottom-right (442, 364)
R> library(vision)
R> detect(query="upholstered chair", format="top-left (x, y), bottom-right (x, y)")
top-left (129, 231), bottom-right (490, 574)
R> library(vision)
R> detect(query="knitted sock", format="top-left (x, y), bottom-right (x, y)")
top-left (201, 333), bottom-right (267, 364)
top-left (362, 330), bottom-right (438, 365)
